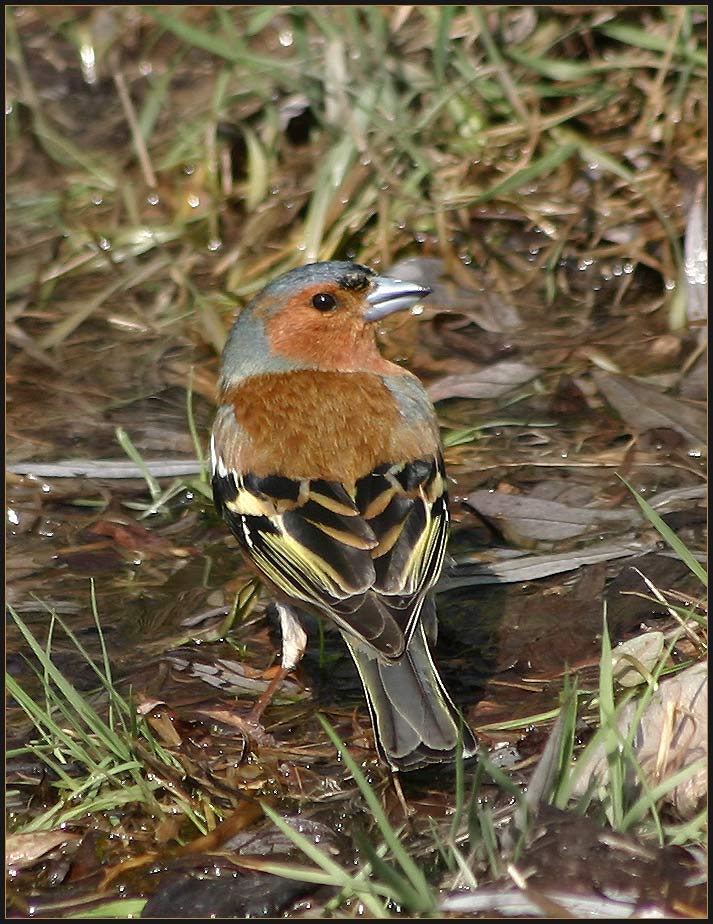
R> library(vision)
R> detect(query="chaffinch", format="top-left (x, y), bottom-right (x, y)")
top-left (211, 261), bottom-right (477, 771)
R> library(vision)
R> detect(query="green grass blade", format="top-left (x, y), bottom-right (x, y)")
top-left (622, 760), bottom-right (707, 830)
top-left (598, 613), bottom-right (624, 828)
top-left (470, 142), bottom-right (578, 204)
top-left (259, 803), bottom-right (389, 917)
top-left (186, 370), bottom-right (209, 483)
top-left (620, 477), bottom-right (707, 587)
top-left (9, 608), bottom-right (132, 763)
top-left (71, 899), bottom-right (148, 919)
top-left (146, 7), bottom-right (294, 72)
top-left (318, 715), bottom-right (435, 910)
top-left (6, 675), bottom-right (90, 766)
top-left (114, 426), bottom-right (162, 502)
top-left (354, 832), bottom-right (425, 912)
top-left (597, 22), bottom-right (706, 68)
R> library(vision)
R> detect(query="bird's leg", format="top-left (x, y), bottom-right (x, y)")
top-left (247, 667), bottom-right (289, 723)
top-left (247, 603), bottom-right (307, 723)
top-left (390, 769), bottom-right (415, 823)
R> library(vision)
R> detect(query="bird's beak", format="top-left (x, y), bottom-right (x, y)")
top-left (364, 275), bottom-right (431, 322)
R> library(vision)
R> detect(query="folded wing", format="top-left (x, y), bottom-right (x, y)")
top-left (212, 450), bottom-right (448, 659)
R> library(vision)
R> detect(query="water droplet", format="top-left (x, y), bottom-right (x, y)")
top-left (7, 508), bottom-right (19, 526)
top-left (664, 278), bottom-right (676, 291)
top-left (92, 195), bottom-right (104, 206)
top-left (278, 30), bottom-right (293, 47)
top-left (147, 192), bottom-right (160, 206)
top-left (138, 60), bottom-right (153, 76)
top-left (183, 164), bottom-right (196, 176)
top-left (207, 238), bottom-right (222, 252)
top-left (411, 305), bottom-right (424, 316)
top-left (99, 237), bottom-right (111, 251)
top-left (187, 194), bottom-right (200, 208)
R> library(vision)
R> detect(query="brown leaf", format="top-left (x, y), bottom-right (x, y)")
top-left (440, 537), bottom-right (658, 587)
top-left (88, 518), bottom-right (197, 557)
top-left (573, 662), bottom-right (707, 819)
top-left (464, 489), bottom-right (638, 544)
top-left (6, 830), bottom-right (81, 870)
top-left (593, 372), bottom-right (706, 445)
top-left (428, 361), bottom-right (540, 402)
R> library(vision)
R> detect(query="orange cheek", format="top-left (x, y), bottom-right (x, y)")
top-left (267, 306), bottom-right (381, 370)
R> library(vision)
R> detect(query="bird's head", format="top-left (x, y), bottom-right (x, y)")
top-left (220, 261), bottom-right (430, 388)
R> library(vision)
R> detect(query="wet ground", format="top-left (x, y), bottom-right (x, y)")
top-left (5, 6), bottom-right (707, 919)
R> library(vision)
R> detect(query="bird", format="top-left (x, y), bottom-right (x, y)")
top-left (210, 260), bottom-right (477, 772)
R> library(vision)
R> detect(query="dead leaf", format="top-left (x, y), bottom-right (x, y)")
top-left (573, 662), bottom-right (707, 819)
top-left (145, 708), bottom-right (184, 746)
top-left (428, 361), bottom-right (540, 402)
top-left (611, 631), bottom-right (665, 687)
top-left (440, 538), bottom-right (658, 587)
top-left (88, 518), bottom-right (197, 557)
top-left (593, 372), bottom-right (707, 445)
top-left (6, 830), bottom-right (80, 870)
top-left (464, 490), bottom-right (638, 544)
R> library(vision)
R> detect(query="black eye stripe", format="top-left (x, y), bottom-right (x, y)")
top-left (312, 292), bottom-right (337, 311)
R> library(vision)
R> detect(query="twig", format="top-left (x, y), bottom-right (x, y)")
top-left (6, 460), bottom-right (203, 479)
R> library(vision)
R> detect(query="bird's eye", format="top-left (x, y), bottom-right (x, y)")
top-left (312, 292), bottom-right (337, 312)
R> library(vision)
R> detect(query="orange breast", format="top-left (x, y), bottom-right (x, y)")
top-left (221, 371), bottom-right (436, 484)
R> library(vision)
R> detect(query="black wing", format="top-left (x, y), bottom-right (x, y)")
top-left (212, 444), bottom-right (448, 658)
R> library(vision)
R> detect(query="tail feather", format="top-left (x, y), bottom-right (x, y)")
top-left (343, 621), bottom-right (477, 772)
